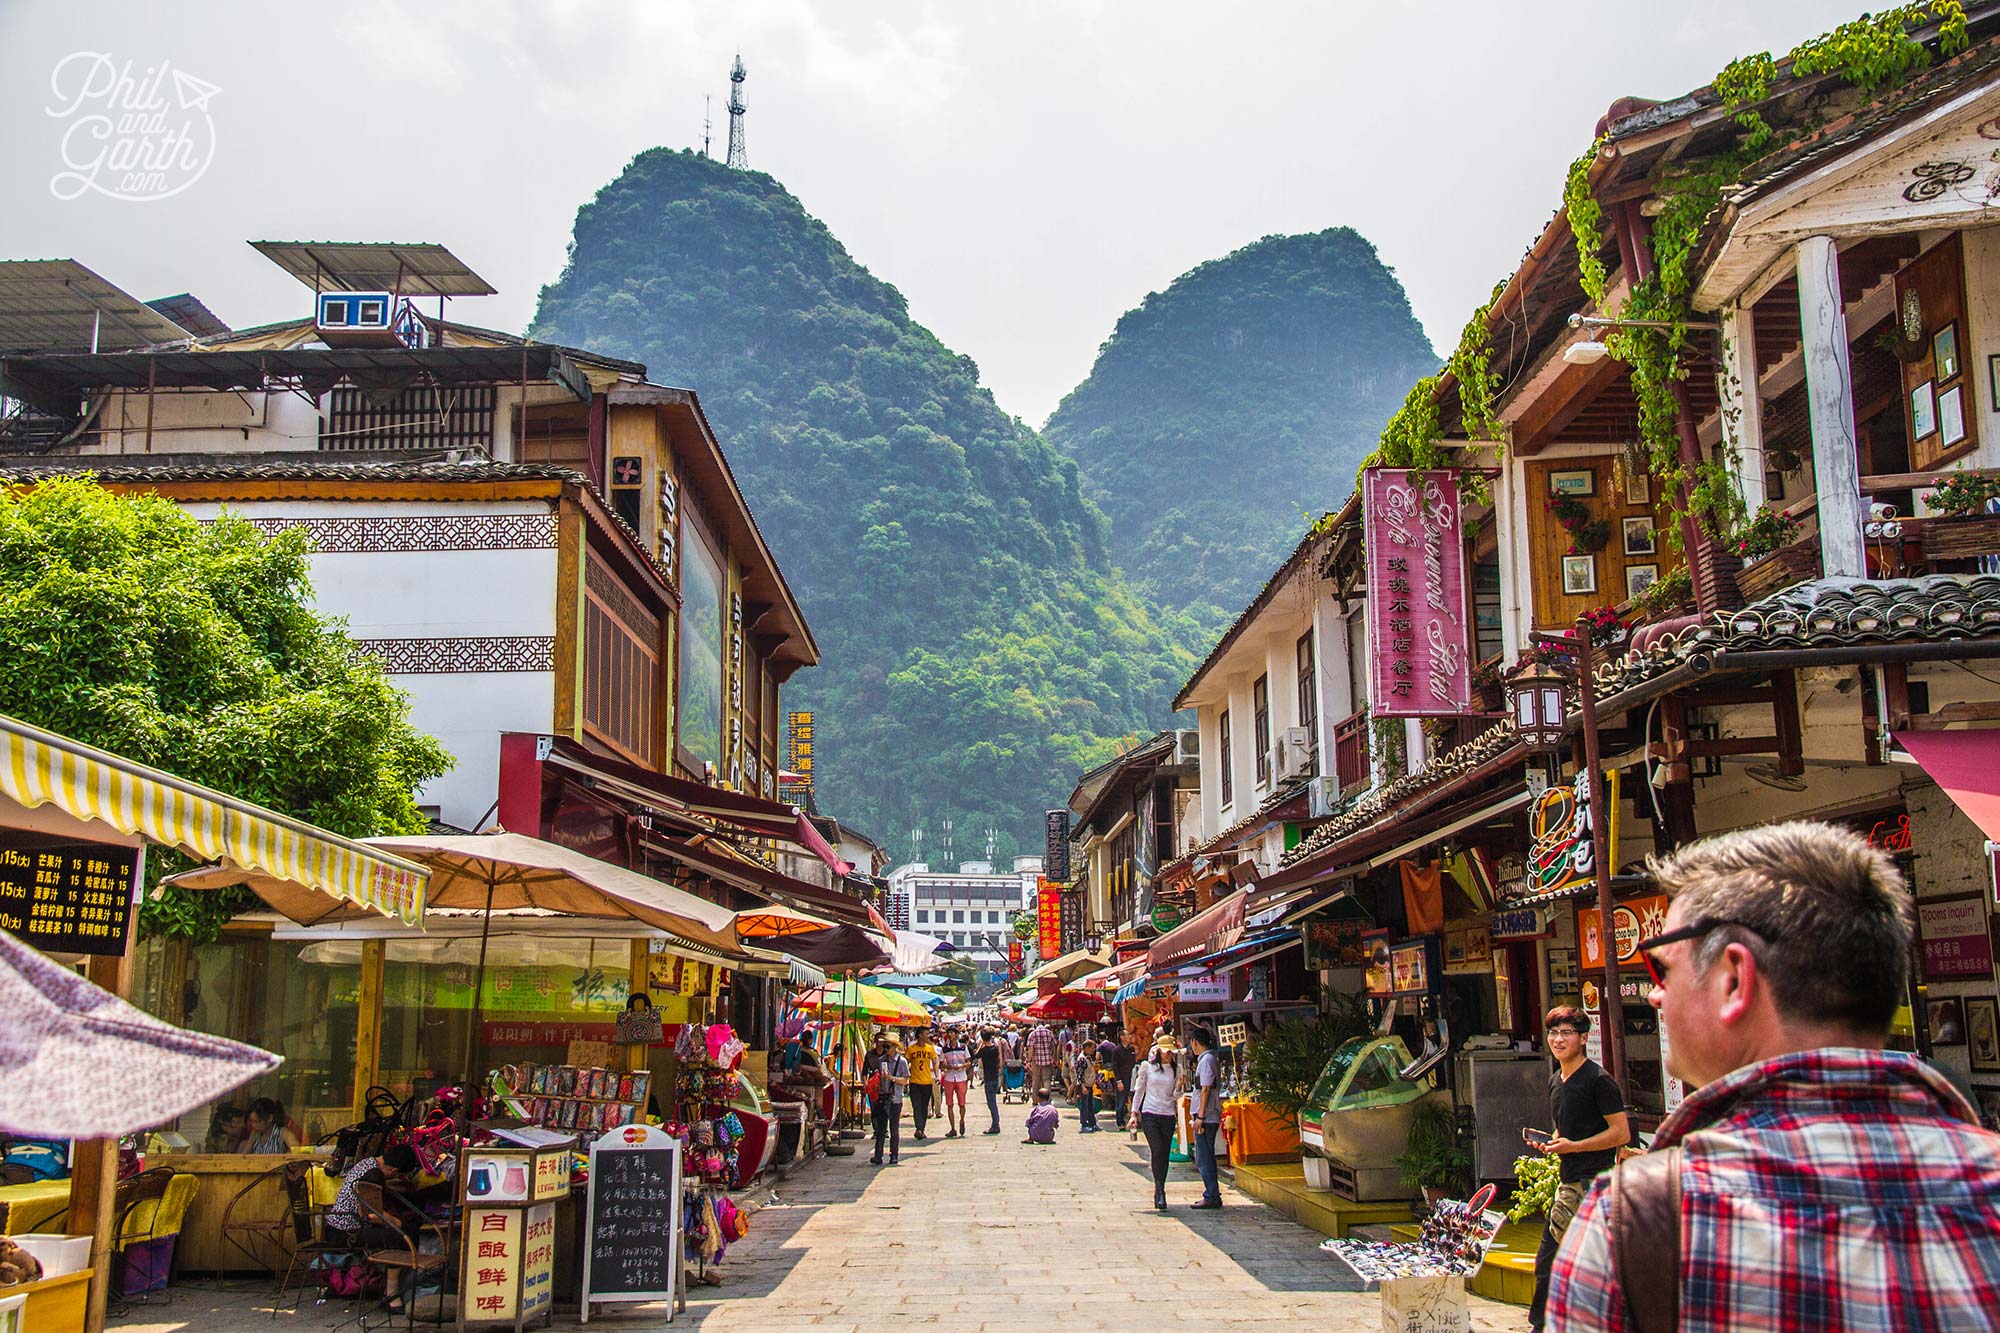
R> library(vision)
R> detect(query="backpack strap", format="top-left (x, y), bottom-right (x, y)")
top-left (1610, 1146), bottom-right (1683, 1333)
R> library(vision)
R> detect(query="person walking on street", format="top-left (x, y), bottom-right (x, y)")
top-left (939, 1032), bottom-right (971, 1138)
top-left (1075, 1047), bottom-right (1101, 1131)
top-left (1525, 1005), bottom-right (1628, 1331)
top-left (1548, 821), bottom-right (2000, 1332)
top-left (868, 1035), bottom-right (909, 1165)
top-left (975, 1028), bottom-right (1004, 1134)
top-left (1187, 1025), bottom-right (1223, 1209)
top-left (1110, 1034), bottom-right (1136, 1130)
top-left (1131, 1041), bottom-right (1179, 1210)
top-left (1026, 1020), bottom-right (1057, 1096)
top-left (905, 1029), bottom-right (938, 1140)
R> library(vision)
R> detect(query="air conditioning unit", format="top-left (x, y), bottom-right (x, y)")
top-left (1278, 727), bottom-right (1315, 780)
top-left (1307, 775), bottom-right (1339, 819)
top-left (1173, 729), bottom-right (1200, 766)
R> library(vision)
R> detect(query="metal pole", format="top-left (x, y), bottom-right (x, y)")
top-left (1575, 623), bottom-right (1625, 1083)
top-left (463, 874), bottom-right (497, 1092)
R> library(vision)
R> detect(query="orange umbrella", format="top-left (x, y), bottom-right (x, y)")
top-left (734, 904), bottom-right (838, 939)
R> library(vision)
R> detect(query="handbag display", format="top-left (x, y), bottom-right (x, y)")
top-left (615, 993), bottom-right (665, 1045)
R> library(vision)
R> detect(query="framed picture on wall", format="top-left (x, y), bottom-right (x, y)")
top-left (1940, 384), bottom-right (1967, 448)
top-left (1929, 996), bottom-right (1966, 1045)
top-left (1912, 380), bottom-right (1938, 439)
top-left (1625, 564), bottom-right (1659, 600)
top-left (1561, 555), bottom-right (1596, 595)
top-left (1548, 947), bottom-right (1578, 991)
top-left (1624, 471), bottom-right (1650, 506)
top-left (1934, 322), bottom-right (1960, 381)
top-left (1622, 517), bottom-right (1657, 557)
top-left (1968, 996), bottom-right (2000, 1072)
top-left (1550, 469), bottom-right (1596, 497)
top-left (1973, 1085), bottom-right (2000, 1133)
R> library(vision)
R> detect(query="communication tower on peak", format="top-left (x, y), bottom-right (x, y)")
top-left (725, 54), bottom-right (748, 169)
top-left (703, 94), bottom-right (712, 159)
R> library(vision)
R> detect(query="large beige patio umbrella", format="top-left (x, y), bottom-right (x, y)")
top-left (172, 830), bottom-right (742, 1085)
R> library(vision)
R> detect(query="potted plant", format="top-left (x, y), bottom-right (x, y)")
top-left (1392, 1099), bottom-right (1471, 1210)
top-left (1923, 471), bottom-right (2000, 562)
top-left (1507, 1150), bottom-right (1561, 1223)
top-left (1729, 507), bottom-right (1816, 599)
top-left (1629, 565), bottom-right (1693, 623)
top-left (1546, 496), bottom-right (1611, 554)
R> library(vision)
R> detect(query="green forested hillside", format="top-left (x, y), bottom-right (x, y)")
top-left (531, 148), bottom-right (1199, 855)
top-left (1045, 230), bottom-right (1436, 617)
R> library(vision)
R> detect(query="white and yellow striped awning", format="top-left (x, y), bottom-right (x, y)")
top-left (0, 712), bottom-right (428, 925)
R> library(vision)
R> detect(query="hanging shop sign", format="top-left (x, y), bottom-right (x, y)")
top-left (1489, 908), bottom-right (1549, 942)
top-left (1303, 917), bottom-right (1367, 969)
top-left (1443, 923), bottom-right (1492, 973)
top-left (1579, 895), bottom-right (1670, 971)
top-left (1390, 937), bottom-right (1438, 996)
top-left (0, 835), bottom-right (141, 956)
top-left (1526, 769), bottom-right (1621, 899)
top-left (1007, 937), bottom-right (1023, 980)
top-left (1150, 901), bottom-right (1186, 932)
top-left (1044, 809), bottom-right (1071, 882)
top-left (1178, 973), bottom-right (1230, 1002)
top-left (1059, 889), bottom-right (1083, 954)
top-left (1036, 877), bottom-right (1062, 962)
top-left (782, 710), bottom-right (814, 794)
top-left (1362, 466), bottom-right (1470, 717)
top-left (1363, 928), bottom-right (1395, 997)
top-left (1919, 894), bottom-right (1994, 979)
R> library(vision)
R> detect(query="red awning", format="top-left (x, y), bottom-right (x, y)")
top-left (1893, 729), bottom-right (2000, 842)
top-left (1148, 888), bottom-right (1247, 971)
top-left (648, 835), bottom-right (873, 928)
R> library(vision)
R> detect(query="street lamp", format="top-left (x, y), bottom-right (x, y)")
top-left (1084, 927), bottom-right (1103, 955)
top-left (1506, 656), bottom-right (1572, 753)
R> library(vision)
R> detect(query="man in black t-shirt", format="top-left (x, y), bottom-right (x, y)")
top-left (1109, 1038), bottom-right (1137, 1130)
top-left (975, 1028), bottom-right (1004, 1135)
top-left (1528, 1005), bottom-right (1629, 1331)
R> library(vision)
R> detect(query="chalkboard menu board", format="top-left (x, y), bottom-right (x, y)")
top-left (580, 1124), bottom-right (682, 1320)
top-left (0, 834), bottom-right (140, 955)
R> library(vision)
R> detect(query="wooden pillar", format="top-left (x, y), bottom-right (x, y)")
top-left (1797, 235), bottom-right (1866, 578)
top-left (628, 940), bottom-right (652, 1073)
top-left (1721, 301), bottom-right (1766, 513)
top-left (352, 938), bottom-right (386, 1120)
top-left (67, 952), bottom-right (133, 1333)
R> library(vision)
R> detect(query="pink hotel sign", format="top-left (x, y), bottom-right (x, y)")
top-left (1363, 467), bottom-right (1471, 717)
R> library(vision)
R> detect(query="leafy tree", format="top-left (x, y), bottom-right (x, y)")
top-left (532, 150), bottom-right (1202, 852)
top-left (1045, 229), bottom-right (1437, 619)
top-left (0, 477), bottom-right (453, 942)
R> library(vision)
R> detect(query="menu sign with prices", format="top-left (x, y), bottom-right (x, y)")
top-left (1362, 466), bottom-right (1470, 718)
top-left (580, 1123), bottom-right (684, 1321)
top-left (0, 835), bottom-right (141, 955)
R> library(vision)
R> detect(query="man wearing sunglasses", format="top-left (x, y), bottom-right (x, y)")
top-left (1546, 820), bottom-right (2000, 1332)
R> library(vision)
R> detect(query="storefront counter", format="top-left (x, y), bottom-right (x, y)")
top-left (147, 1152), bottom-right (324, 1273)
top-left (1223, 1098), bottom-right (1302, 1165)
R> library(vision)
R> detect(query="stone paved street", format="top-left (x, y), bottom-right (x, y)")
top-left (110, 1102), bottom-right (1522, 1332)
top-left (680, 1102), bottom-right (1523, 1330)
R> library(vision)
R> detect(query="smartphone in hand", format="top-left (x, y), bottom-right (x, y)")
top-left (1521, 1127), bottom-right (1553, 1147)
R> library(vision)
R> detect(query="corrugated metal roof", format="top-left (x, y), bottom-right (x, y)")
top-left (249, 241), bottom-right (496, 297)
top-left (0, 260), bottom-right (191, 353)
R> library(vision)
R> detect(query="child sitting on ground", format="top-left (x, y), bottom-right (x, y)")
top-left (1023, 1090), bottom-right (1058, 1145)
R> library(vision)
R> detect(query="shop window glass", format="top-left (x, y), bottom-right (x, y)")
top-left (131, 933), bottom-right (361, 1149)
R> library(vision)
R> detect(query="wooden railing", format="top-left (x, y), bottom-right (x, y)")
top-left (1332, 709), bottom-right (1370, 791)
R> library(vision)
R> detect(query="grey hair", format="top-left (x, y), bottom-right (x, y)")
top-left (1646, 820), bottom-right (1913, 1031)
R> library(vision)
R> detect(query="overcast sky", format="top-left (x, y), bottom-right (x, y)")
top-left (1, 1), bottom-right (1853, 426)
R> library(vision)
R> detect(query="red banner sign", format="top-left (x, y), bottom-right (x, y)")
top-left (1036, 877), bottom-right (1062, 963)
top-left (1007, 937), bottom-right (1023, 980)
top-left (1362, 467), bottom-right (1470, 716)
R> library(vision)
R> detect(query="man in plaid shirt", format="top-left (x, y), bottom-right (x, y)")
top-left (1025, 1021), bottom-right (1058, 1097)
top-left (1548, 821), bottom-right (2000, 1331)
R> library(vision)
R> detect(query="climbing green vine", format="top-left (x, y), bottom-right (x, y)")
top-left (1355, 283), bottom-right (1506, 516)
top-left (1563, 1), bottom-right (1969, 551)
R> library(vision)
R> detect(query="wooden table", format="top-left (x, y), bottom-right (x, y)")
top-left (0, 1179), bottom-right (72, 1235)
top-left (148, 1152), bottom-right (326, 1274)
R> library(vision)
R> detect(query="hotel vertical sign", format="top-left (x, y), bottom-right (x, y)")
top-left (1362, 467), bottom-right (1470, 717)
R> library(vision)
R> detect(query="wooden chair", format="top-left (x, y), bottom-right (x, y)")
top-left (353, 1183), bottom-right (450, 1332)
top-left (218, 1161), bottom-right (295, 1276)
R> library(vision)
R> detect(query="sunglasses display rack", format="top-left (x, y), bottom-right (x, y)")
top-left (490, 1063), bottom-right (652, 1134)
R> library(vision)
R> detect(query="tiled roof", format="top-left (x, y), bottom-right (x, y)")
top-left (1281, 720), bottom-right (1521, 868)
top-left (1198, 774), bottom-right (1311, 855)
top-left (1596, 575), bottom-right (2000, 699)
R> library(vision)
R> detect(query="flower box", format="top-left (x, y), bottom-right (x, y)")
top-left (1737, 537), bottom-right (1819, 600)
top-left (1922, 513), bottom-right (2000, 563)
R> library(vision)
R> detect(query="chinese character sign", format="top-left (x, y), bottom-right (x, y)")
top-left (1043, 809), bottom-right (1071, 882)
top-left (1036, 877), bottom-right (1061, 963)
top-left (783, 710), bottom-right (814, 792)
top-left (464, 1207), bottom-right (522, 1324)
top-left (1919, 895), bottom-right (1994, 979)
top-left (1362, 467), bottom-right (1470, 717)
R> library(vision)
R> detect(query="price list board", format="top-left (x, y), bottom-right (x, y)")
top-left (0, 835), bottom-right (140, 955)
top-left (580, 1124), bottom-right (683, 1321)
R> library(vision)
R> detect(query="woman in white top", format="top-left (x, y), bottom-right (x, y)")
top-left (938, 1035), bottom-right (972, 1138)
top-left (1129, 1043), bottom-right (1182, 1211)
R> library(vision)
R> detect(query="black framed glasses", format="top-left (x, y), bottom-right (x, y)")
top-left (1635, 917), bottom-right (1777, 986)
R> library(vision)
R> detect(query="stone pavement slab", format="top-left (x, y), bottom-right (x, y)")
top-left (109, 1103), bottom-right (1525, 1330)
